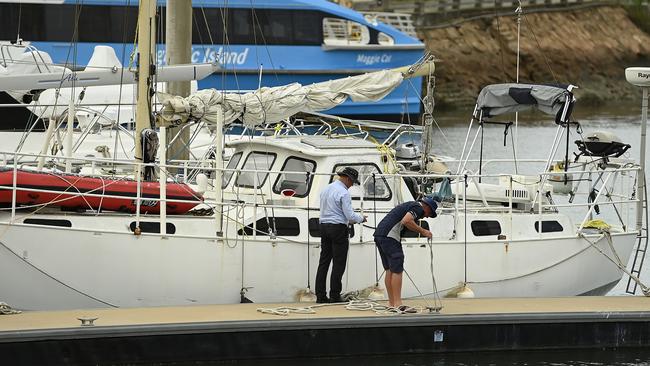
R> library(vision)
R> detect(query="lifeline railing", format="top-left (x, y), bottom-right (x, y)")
top-left (0, 150), bottom-right (640, 241)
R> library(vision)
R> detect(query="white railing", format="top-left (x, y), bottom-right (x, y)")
top-left (0, 150), bottom-right (640, 241)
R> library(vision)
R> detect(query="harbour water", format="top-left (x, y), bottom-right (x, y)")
top-left (233, 348), bottom-right (650, 365)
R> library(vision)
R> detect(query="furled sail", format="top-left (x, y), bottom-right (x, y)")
top-left (158, 69), bottom-right (405, 127)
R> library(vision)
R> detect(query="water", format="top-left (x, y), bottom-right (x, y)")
top-left (166, 348), bottom-right (650, 365)
top-left (229, 348), bottom-right (650, 366)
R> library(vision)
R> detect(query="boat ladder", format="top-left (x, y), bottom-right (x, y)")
top-left (626, 184), bottom-right (649, 294)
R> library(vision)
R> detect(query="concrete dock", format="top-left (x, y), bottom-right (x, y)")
top-left (1, 296), bottom-right (650, 364)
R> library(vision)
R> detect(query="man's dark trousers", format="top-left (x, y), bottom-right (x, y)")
top-left (315, 223), bottom-right (349, 300)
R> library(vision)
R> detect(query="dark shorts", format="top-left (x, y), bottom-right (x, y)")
top-left (374, 236), bottom-right (404, 273)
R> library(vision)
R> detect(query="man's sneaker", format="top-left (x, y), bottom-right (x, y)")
top-left (316, 296), bottom-right (330, 304)
top-left (329, 296), bottom-right (345, 303)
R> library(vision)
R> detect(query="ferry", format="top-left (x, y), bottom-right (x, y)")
top-left (0, 0), bottom-right (425, 121)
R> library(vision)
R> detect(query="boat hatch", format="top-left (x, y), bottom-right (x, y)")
top-left (300, 137), bottom-right (376, 149)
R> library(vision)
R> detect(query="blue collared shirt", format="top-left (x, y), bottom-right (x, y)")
top-left (319, 180), bottom-right (364, 225)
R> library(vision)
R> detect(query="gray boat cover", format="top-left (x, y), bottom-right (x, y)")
top-left (476, 83), bottom-right (573, 118)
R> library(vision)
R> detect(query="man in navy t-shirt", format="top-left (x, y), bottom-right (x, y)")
top-left (374, 197), bottom-right (437, 310)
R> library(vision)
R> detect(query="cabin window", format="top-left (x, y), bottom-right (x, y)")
top-left (331, 163), bottom-right (392, 201)
top-left (471, 220), bottom-right (502, 237)
top-left (222, 152), bottom-right (242, 189)
top-left (308, 218), bottom-right (355, 238)
top-left (401, 220), bottom-right (430, 238)
top-left (23, 218), bottom-right (72, 228)
top-left (323, 18), bottom-right (370, 46)
top-left (129, 222), bottom-right (176, 234)
top-left (534, 220), bottom-right (564, 233)
top-left (236, 151), bottom-right (276, 189)
top-left (238, 217), bottom-right (300, 237)
top-left (273, 157), bottom-right (316, 198)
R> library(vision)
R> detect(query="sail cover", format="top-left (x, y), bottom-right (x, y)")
top-left (159, 69), bottom-right (404, 127)
top-left (475, 83), bottom-right (574, 118)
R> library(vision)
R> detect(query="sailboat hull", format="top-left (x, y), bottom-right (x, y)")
top-left (0, 214), bottom-right (638, 311)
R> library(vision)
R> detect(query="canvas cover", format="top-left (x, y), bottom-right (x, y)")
top-left (159, 69), bottom-right (404, 127)
top-left (476, 83), bottom-right (573, 118)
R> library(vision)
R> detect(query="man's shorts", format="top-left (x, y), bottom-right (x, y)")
top-left (374, 236), bottom-right (404, 273)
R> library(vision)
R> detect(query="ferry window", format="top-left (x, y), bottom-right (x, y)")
top-left (273, 157), bottom-right (316, 198)
top-left (192, 8), bottom-right (323, 46)
top-left (330, 164), bottom-right (392, 201)
top-left (238, 217), bottom-right (300, 236)
top-left (471, 221), bottom-right (502, 237)
top-left (308, 218), bottom-right (355, 238)
top-left (0, 4), bottom-right (138, 43)
top-left (292, 12), bottom-right (323, 45)
top-left (253, 10), bottom-right (292, 44)
top-left (192, 7), bottom-right (225, 44)
top-left (402, 220), bottom-right (430, 238)
top-left (534, 221), bottom-right (564, 233)
top-left (323, 18), bottom-right (370, 46)
top-left (378, 32), bottom-right (395, 45)
top-left (236, 151), bottom-right (276, 188)
top-left (222, 152), bottom-right (243, 189)
top-left (230, 8), bottom-right (254, 44)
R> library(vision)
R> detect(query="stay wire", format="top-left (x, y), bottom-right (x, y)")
top-left (373, 172), bottom-right (378, 285)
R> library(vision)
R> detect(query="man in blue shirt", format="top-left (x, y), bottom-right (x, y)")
top-left (316, 167), bottom-right (367, 303)
top-left (374, 197), bottom-right (437, 311)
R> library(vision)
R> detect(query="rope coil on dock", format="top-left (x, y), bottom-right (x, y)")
top-left (256, 300), bottom-right (431, 317)
top-left (0, 301), bottom-right (21, 315)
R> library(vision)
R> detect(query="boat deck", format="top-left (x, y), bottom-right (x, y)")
top-left (2, 296), bottom-right (650, 332)
top-left (2, 296), bottom-right (650, 365)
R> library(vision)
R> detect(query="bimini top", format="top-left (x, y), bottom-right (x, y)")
top-left (476, 83), bottom-right (576, 119)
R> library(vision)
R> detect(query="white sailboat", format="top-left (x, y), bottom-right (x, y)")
top-left (0, 1), bottom-right (644, 311)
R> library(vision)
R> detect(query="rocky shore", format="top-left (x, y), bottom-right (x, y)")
top-left (419, 6), bottom-right (650, 109)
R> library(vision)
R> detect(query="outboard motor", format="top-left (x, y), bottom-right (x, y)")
top-left (141, 128), bottom-right (159, 181)
top-left (575, 131), bottom-right (631, 159)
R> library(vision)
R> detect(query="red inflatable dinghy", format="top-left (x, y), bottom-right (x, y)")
top-left (0, 168), bottom-right (203, 214)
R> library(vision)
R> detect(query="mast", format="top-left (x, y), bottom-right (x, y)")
top-left (134, 0), bottom-right (157, 166)
top-left (165, 0), bottom-right (192, 164)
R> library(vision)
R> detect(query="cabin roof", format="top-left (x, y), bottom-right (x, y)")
top-left (227, 136), bottom-right (380, 157)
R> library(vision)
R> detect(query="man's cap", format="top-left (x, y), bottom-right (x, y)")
top-left (337, 167), bottom-right (360, 185)
top-left (420, 196), bottom-right (438, 218)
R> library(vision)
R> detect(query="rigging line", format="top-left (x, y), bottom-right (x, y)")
top-left (114, 0), bottom-right (133, 165)
top-left (307, 171), bottom-right (312, 290)
top-left (463, 174), bottom-right (468, 284)
top-left (493, 0), bottom-right (509, 82)
top-left (249, 2), bottom-right (281, 84)
top-left (16, 3), bottom-right (21, 41)
top-left (373, 173), bottom-right (378, 286)
top-left (522, 14), bottom-right (558, 84)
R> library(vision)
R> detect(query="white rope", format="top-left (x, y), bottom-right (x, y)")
top-left (0, 301), bottom-right (21, 315)
top-left (580, 232), bottom-right (650, 296)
